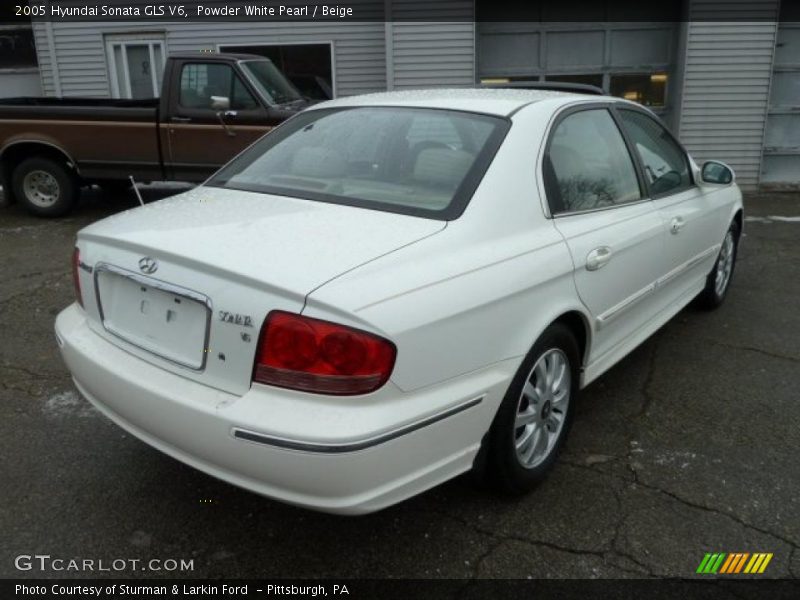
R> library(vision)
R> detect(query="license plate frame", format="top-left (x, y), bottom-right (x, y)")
top-left (94, 263), bottom-right (212, 371)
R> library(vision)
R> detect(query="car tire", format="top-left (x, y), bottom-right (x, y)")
top-left (696, 220), bottom-right (740, 310)
top-left (483, 322), bottom-right (580, 494)
top-left (12, 157), bottom-right (79, 218)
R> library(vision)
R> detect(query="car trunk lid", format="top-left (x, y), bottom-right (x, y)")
top-left (76, 186), bottom-right (445, 395)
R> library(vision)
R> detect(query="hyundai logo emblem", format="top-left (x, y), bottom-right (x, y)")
top-left (138, 256), bottom-right (158, 274)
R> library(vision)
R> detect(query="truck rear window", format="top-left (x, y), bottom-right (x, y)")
top-left (207, 107), bottom-right (509, 220)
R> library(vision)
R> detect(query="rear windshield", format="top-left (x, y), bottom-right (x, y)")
top-left (207, 107), bottom-right (509, 219)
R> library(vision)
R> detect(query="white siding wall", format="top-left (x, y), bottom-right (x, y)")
top-left (388, 1), bottom-right (475, 89)
top-left (678, 2), bottom-right (780, 189)
top-left (34, 5), bottom-right (478, 98)
top-left (33, 19), bottom-right (387, 98)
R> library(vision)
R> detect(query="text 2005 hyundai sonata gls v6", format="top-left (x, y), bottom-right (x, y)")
top-left (56, 89), bottom-right (742, 514)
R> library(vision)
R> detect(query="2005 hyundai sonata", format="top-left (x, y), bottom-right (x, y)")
top-left (56, 88), bottom-right (742, 514)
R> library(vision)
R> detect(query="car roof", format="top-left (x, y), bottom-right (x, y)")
top-left (312, 88), bottom-right (614, 117)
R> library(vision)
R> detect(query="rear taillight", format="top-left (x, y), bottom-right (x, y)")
top-left (253, 311), bottom-right (396, 395)
top-left (72, 247), bottom-right (83, 307)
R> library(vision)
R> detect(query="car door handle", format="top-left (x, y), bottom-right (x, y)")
top-left (171, 116), bottom-right (191, 123)
top-left (586, 246), bottom-right (613, 271)
top-left (670, 216), bottom-right (686, 234)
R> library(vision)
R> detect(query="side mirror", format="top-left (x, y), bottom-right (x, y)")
top-left (701, 161), bottom-right (734, 186)
top-left (210, 95), bottom-right (230, 111)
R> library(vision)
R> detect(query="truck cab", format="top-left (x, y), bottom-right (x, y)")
top-left (159, 53), bottom-right (309, 181)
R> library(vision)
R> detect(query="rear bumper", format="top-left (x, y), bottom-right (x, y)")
top-left (55, 304), bottom-right (515, 514)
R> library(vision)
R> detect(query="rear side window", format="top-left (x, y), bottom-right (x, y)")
top-left (179, 63), bottom-right (258, 111)
top-left (617, 109), bottom-right (692, 196)
top-left (544, 109), bottom-right (641, 214)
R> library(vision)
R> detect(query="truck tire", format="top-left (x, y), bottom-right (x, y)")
top-left (12, 157), bottom-right (80, 218)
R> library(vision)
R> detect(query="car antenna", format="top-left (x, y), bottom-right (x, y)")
top-left (129, 175), bottom-right (145, 207)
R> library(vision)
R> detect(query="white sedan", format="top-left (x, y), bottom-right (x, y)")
top-left (56, 88), bottom-right (742, 514)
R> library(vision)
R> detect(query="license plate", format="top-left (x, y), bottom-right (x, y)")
top-left (96, 267), bottom-right (210, 370)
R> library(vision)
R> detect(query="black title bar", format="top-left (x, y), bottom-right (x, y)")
top-left (4, 579), bottom-right (800, 600)
top-left (1, 0), bottom-right (797, 23)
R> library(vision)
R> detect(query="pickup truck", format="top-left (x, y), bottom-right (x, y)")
top-left (0, 53), bottom-right (313, 217)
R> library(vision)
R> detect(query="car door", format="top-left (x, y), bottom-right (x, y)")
top-left (165, 60), bottom-right (277, 181)
top-left (543, 105), bottom-right (669, 362)
top-left (614, 108), bottom-right (731, 303)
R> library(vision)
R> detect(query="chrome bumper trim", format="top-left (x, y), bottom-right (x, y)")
top-left (232, 395), bottom-right (483, 454)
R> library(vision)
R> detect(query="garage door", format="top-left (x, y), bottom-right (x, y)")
top-left (219, 43), bottom-right (334, 100)
top-left (477, 22), bottom-right (678, 125)
top-left (762, 23), bottom-right (800, 187)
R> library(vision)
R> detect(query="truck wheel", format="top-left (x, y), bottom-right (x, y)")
top-left (12, 157), bottom-right (79, 217)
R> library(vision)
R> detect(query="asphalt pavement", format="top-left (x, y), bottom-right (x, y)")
top-left (1, 186), bottom-right (798, 579)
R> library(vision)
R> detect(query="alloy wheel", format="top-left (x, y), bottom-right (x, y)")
top-left (513, 348), bottom-right (571, 469)
top-left (714, 230), bottom-right (735, 297)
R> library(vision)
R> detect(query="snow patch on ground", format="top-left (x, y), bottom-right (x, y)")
top-left (653, 451), bottom-right (697, 469)
top-left (0, 225), bottom-right (48, 235)
top-left (768, 215), bottom-right (800, 222)
top-left (44, 390), bottom-right (96, 418)
top-left (745, 215), bottom-right (800, 223)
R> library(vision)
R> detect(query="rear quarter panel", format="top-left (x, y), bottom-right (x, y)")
top-left (304, 221), bottom-right (582, 393)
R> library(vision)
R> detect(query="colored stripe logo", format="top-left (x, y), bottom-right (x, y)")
top-left (696, 552), bottom-right (773, 574)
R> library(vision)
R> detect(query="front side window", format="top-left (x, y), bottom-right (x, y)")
top-left (179, 63), bottom-right (258, 110)
top-left (208, 107), bottom-right (509, 219)
top-left (617, 109), bottom-right (692, 196)
top-left (545, 109), bottom-right (641, 214)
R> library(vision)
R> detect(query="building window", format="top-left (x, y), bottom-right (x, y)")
top-left (105, 36), bottom-right (166, 99)
top-left (0, 26), bottom-right (37, 69)
top-left (610, 73), bottom-right (667, 108)
top-left (219, 43), bottom-right (334, 100)
top-left (545, 74), bottom-right (604, 88)
top-left (480, 72), bottom-right (667, 109)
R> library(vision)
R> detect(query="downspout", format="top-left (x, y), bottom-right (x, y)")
top-left (472, 0), bottom-right (477, 84)
top-left (44, 1), bottom-right (62, 96)
top-left (384, 0), bottom-right (394, 90)
top-left (673, 0), bottom-right (691, 138)
top-left (755, 2), bottom-right (782, 190)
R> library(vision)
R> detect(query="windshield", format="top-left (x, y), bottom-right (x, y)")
top-left (208, 107), bottom-right (509, 219)
top-left (240, 59), bottom-right (303, 105)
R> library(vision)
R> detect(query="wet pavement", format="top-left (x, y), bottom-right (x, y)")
top-left (1, 187), bottom-right (797, 579)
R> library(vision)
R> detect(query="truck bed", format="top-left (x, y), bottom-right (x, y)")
top-left (0, 97), bottom-right (158, 121)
